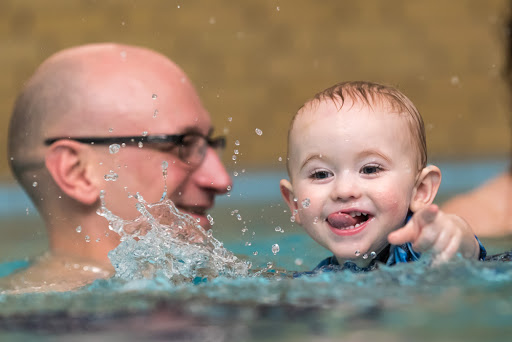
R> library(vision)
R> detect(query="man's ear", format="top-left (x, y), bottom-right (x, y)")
top-left (410, 165), bottom-right (442, 213)
top-left (279, 179), bottom-right (301, 225)
top-left (45, 140), bottom-right (100, 205)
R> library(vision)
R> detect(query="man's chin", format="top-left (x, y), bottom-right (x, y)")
top-left (184, 212), bottom-right (211, 230)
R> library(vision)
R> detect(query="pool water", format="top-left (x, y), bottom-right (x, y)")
top-left (1, 161), bottom-right (511, 342)
top-left (1, 252), bottom-right (512, 342)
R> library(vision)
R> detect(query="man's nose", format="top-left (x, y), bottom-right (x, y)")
top-left (193, 147), bottom-right (232, 194)
top-left (330, 172), bottom-right (362, 201)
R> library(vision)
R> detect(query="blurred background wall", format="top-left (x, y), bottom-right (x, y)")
top-left (0, 0), bottom-right (510, 178)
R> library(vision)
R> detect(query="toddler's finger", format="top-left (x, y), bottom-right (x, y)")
top-left (413, 204), bottom-right (439, 229)
top-left (388, 219), bottom-right (418, 245)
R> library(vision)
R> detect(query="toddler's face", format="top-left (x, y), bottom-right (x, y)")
top-left (283, 100), bottom-right (420, 266)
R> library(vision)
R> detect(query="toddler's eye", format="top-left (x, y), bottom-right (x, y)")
top-left (310, 170), bottom-right (332, 179)
top-left (361, 165), bottom-right (381, 175)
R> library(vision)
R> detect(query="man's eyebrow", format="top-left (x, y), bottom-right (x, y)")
top-left (179, 126), bottom-right (214, 136)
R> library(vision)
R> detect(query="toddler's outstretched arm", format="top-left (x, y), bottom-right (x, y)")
top-left (388, 204), bottom-right (481, 266)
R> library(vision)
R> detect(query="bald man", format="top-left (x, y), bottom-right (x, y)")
top-left (3, 43), bottom-right (232, 292)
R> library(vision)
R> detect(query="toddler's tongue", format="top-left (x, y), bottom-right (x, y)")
top-left (327, 212), bottom-right (358, 229)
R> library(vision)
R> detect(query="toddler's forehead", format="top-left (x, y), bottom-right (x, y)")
top-left (289, 98), bottom-right (420, 160)
top-left (292, 98), bottom-right (404, 132)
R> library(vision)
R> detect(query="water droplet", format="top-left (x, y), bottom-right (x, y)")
top-left (302, 198), bottom-right (310, 208)
top-left (234, 149), bottom-right (239, 155)
top-left (153, 109), bottom-right (158, 118)
top-left (162, 161), bottom-right (168, 171)
top-left (363, 253), bottom-right (368, 259)
top-left (295, 258), bottom-right (303, 266)
top-left (274, 226), bottom-right (284, 233)
top-left (206, 230), bottom-right (213, 237)
top-left (267, 261), bottom-right (274, 268)
top-left (142, 131), bottom-right (148, 137)
top-left (207, 214), bottom-right (214, 226)
top-left (152, 94), bottom-right (157, 100)
top-left (104, 170), bottom-right (118, 181)
top-left (25, 208), bottom-right (29, 215)
top-left (32, 182), bottom-right (38, 187)
top-left (276, 6), bottom-right (280, 11)
top-left (85, 235), bottom-right (90, 242)
top-left (121, 143), bottom-right (126, 148)
top-left (232, 155), bottom-right (237, 161)
top-left (228, 117), bottom-right (232, 122)
top-left (313, 217), bottom-right (319, 224)
top-left (450, 76), bottom-right (460, 86)
top-left (278, 157), bottom-right (282, 162)
top-left (290, 215), bottom-right (296, 223)
top-left (96, 238), bottom-right (101, 242)
top-left (237, 214), bottom-right (242, 221)
top-left (109, 144), bottom-right (121, 154)
top-left (272, 243), bottom-right (279, 255)
top-left (370, 251), bottom-right (377, 259)
top-left (138, 141), bottom-right (143, 148)
top-left (76, 226), bottom-right (82, 233)
top-left (245, 241), bottom-right (251, 246)
top-left (355, 250), bottom-right (361, 256)
top-left (109, 128), bottom-right (114, 133)
top-left (233, 171), bottom-right (238, 177)
top-left (255, 128), bottom-right (263, 136)
top-left (235, 140), bottom-right (240, 146)
top-left (226, 185), bottom-right (232, 191)
top-left (253, 251), bottom-right (258, 256)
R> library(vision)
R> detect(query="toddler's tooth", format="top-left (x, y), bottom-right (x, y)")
top-left (355, 223), bottom-right (360, 228)
top-left (350, 212), bottom-right (356, 217)
top-left (356, 212), bottom-right (361, 216)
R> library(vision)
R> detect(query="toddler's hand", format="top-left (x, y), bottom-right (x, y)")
top-left (387, 204), bottom-right (480, 266)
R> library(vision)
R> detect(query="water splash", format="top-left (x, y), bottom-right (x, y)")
top-left (272, 244), bottom-right (280, 255)
top-left (104, 171), bottom-right (119, 181)
top-left (109, 144), bottom-right (121, 154)
top-left (96, 192), bottom-right (250, 284)
top-left (160, 161), bottom-right (168, 201)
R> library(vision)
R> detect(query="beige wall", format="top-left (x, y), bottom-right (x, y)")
top-left (1, 0), bottom-right (510, 181)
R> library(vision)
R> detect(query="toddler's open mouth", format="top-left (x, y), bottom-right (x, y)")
top-left (327, 211), bottom-right (372, 230)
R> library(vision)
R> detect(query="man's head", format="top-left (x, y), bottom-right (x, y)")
top-left (280, 81), bottom-right (440, 266)
top-left (9, 43), bottom-right (232, 251)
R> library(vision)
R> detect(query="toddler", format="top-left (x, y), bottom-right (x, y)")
top-left (280, 81), bottom-right (486, 272)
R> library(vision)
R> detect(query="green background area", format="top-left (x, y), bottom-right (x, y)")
top-left (0, 0), bottom-right (511, 183)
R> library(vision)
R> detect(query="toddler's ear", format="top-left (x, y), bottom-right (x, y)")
top-left (410, 165), bottom-right (442, 213)
top-left (279, 179), bottom-right (301, 225)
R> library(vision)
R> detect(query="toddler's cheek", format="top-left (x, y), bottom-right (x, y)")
top-left (373, 190), bottom-right (410, 217)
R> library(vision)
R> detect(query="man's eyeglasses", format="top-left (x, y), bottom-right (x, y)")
top-left (44, 133), bottom-right (226, 168)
